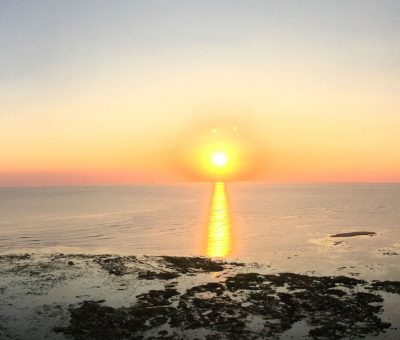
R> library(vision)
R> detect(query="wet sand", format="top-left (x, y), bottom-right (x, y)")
top-left (1, 253), bottom-right (400, 339)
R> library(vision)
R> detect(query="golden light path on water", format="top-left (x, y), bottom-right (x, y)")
top-left (205, 182), bottom-right (232, 258)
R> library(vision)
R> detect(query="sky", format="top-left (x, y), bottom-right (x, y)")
top-left (1, 0), bottom-right (400, 186)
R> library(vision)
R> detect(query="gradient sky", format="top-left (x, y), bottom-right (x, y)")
top-left (1, 0), bottom-right (400, 185)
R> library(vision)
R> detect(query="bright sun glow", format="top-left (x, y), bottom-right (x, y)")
top-left (212, 152), bottom-right (228, 167)
top-left (181, 128), bottom-right (251, 181)
top-left (196, 143), bottom-right (239, 180)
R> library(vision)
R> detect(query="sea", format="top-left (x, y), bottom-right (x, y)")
top-left (1, 182), bottom-right (400, 280)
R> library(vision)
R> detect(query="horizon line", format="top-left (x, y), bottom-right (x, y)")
top-left (1, 180), bottom-right (400, 189)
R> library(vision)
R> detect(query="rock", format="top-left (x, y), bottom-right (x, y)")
top-left (330, 231), bottom-right (376, 238)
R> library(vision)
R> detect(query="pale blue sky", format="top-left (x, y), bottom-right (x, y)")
top-left (1, 0), bottom-right (399, 83)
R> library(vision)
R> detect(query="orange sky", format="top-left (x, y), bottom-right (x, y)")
top-left (1, 1), bottom-right (400, 186)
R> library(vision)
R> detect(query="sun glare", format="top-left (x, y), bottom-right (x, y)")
top-left (206, 182), bottom-right (231, 257)
top-left (196, 142), bottom-right (240, 180)
top-left (180, 124), bottom-right (257, 181)
top-left (212, 152), bottom-right (228, 167)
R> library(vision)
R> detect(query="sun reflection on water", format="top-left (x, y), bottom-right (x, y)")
top-left (205, 182), bottom-right (232, 258)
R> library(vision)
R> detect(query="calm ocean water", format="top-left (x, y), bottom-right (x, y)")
top-left (1, 183), bottom-right (400, 278)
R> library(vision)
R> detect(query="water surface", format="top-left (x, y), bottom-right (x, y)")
top-left (1, 183), bottom-right (400, 279)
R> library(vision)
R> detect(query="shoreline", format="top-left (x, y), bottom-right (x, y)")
top-left (1, 253), bottom-right (400, 339)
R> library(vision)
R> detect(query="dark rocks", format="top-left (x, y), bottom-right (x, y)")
top-left (226, 273), bottom-right (264, 291)
top-left (161, 256), bottom-right (225, 273)
top-left (3, 254), bottom-right (399, 339)
top-left (0, 254), bottom-right (30, 261)
top-left (369, 280), bottom-right (400, 294)
top-left (55, 300), bottom-right (174, 339)
top-left (58, 271), bottom-right (395, 339)
top-left (137, 289), bottom-right (180, 307)
top-left (383, 252), bottom-right (399, 256)
top-left (330, 231), bottom-right (376, 237)
top-left (186, 282), bottom-right (225, 296)
top-left (93, 256), bottom-right (131, 276)
top-left (138, 270), bottom-right (179, 280)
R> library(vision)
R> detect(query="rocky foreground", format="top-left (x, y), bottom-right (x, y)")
top-left (0, 254), bottom-right (400, 339)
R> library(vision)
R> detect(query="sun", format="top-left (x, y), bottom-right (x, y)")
top-left (181, 128), bottom-right (253, 180)
top-left (178, 123), bottom-right (260, 181)
top-left (212, 152), bottom-right (228, 167)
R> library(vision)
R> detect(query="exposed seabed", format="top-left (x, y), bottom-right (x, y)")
top-left (1, 253), bottom-right (400, 339)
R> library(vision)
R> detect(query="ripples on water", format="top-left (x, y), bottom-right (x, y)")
top-left (1, 183), bottom-right (400, 278)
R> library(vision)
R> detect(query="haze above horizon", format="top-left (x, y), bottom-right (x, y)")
top-left (1, 1), bottom-right (400, 186)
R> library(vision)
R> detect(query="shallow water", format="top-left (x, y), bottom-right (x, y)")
top-left (1, 183), bottom-right (400, 279)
